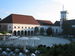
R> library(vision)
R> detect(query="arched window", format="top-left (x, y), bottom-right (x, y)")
top-left (18, 26), bottom-right (20, 28)
top-left (22, 27), bottom-right (23, 29)
top-left (56, 29), bottom-right (58, 33)
top-left (46, 27), bottom-right (52, 36)
top-left (34, 27), bottom-right (39, 35)
top-left (40, 27), bottom-right (45, 35)
top-left (28, 27), bottom-right (30, 29)
top-left (25, 27), bottom-right (27, 29)
top-left (14, 26), bottom-right (16, 28)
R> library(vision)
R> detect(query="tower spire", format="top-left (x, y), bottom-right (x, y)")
top-left (62, 5), bottom-right (64, 11)
top-left (60, 5), bottom-right (68, 29)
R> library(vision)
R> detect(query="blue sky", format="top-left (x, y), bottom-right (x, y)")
top-left (0, 0), bottom-right (75, 23)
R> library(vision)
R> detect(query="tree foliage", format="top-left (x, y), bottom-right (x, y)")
top-left (37, 42), bottom-right (75, 56)
top-left (0, 31), bottom-right (7, 34)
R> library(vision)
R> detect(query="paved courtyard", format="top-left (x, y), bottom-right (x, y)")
top-left (0, 36), bottom-right (71, 47)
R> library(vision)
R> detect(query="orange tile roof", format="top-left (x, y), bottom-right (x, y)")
top-left (37, 20), bottom-right (53, 25)
top-left (1, 14), bottom-right (39, 25)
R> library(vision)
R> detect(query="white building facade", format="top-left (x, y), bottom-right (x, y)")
top-left (0, 14), bottom-right (53, 36)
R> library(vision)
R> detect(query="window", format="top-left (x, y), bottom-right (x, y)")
top-left (9, 26), bottom-right (11, 28)
top-left (32, 27), bottom-right (33, 29)
top-left (25, 27), bottom-right (27, 29)
top-left (22, 27), bottom-right (23, 28)
top-left (14, 26), bottom-right (16, 28)
top-left (28, 27), bottom-right (30, 29)
top-left (18, 26), bottom-right (20, 28)
top-left (56, 29), bottom-right (58, 33)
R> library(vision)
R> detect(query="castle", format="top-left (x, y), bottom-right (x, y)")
top-left (0, 9), bottom-right (75, 36)
top-left (0, 14), bottom-right (52, 36)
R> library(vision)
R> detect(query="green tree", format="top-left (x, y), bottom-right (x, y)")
top-left (1, 31), bottom-right (7, 34)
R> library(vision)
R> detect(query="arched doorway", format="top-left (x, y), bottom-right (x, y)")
top-left (25, 31), bottom-right (27, 36)
top-left (21, 31), bottom-right (23, 36)
top-left (31, 31), bottom-right (34, 36)
top-left (40, 27), bottom-right (45, 35)
top-left (18, 31), bottom-right (20, 36)
top-left (34, 27), bottom-right (39, 35)
top-left (28, 31), bottom-right (30, 36)
top-left (14, 31), bottom-right (16, 36)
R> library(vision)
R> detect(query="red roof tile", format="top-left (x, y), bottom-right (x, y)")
top-left (37, 20), bottom-right (53, 25)
top-left (1, 14), bottom-right (39, 25)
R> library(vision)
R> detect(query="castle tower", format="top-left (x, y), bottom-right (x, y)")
top-left (60, 6), bottom-right (68, 29)
top-left (60, 11), bottom-right (67, 20)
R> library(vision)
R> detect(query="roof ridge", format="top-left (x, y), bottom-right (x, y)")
top-left (37, 20), bottom-right (51, 21)
top-left (0, 14), bottom-right (40, 25)
top-left (11, 14), bottom-right (32, 17)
